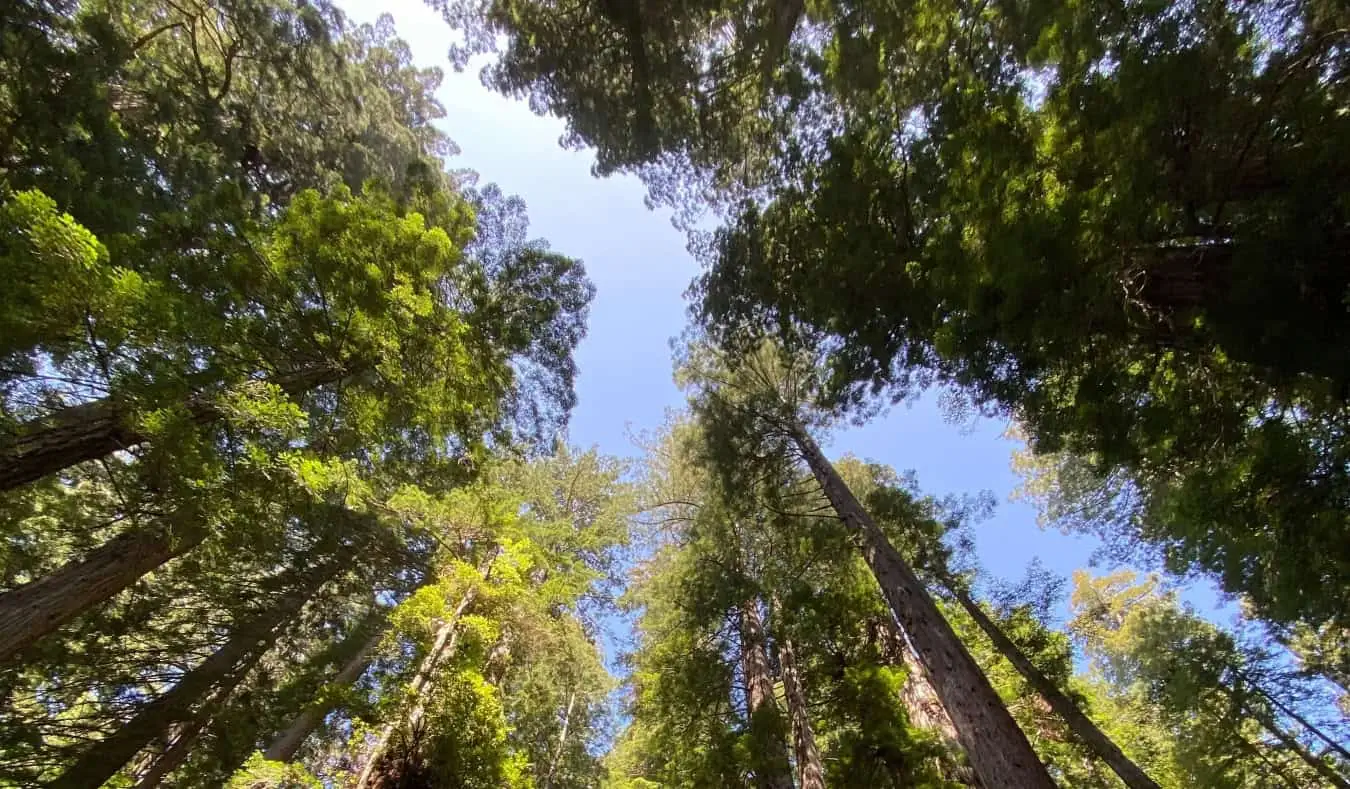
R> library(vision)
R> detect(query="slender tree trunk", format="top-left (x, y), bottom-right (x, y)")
top-left (739, 600), bottom-right (794, 789)
top-left (1242, 697), bottom-right (1350, 788)
top-left (0, 523), bottom-right (204, 662)
top-left (131, 717), bottom-right (206, 789)
top-left (1240, 671), bottom-right (1350, 765)
top-left (51, 562), bottom-right (336, 789)
top-left (542, 689), bottom-right (577, 789)
top-left (132, 681), bottom-right (235, 789)
top-left (949, 585), bottom-right (1161, 789)
top-left (0, 364), bottom-right (345, 492)
top-left (264, 612), bottom-right (389, 763)
top-left (879, 616), bottom-right (981, 787)
top-left (352, 586), bottom-right (479, 789)
top-left (1233, 730), bottom-right (1304, 789)
top-left (792, 428), bottom-right (1056, 789)
top-left (772, 623), bottom-right (825, 789)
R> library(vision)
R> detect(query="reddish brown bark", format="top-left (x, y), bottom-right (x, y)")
top-left (880, 616), bottom-right (981, 786)
top-left (774, 628), bottom-right (824, 789)
top-left (0, 364), bottom-right (345, 491)
top-left (950, 586), bottom-right (1161, 789)
top-left (793, 428), bottom-right (1055, 789)
top-left (0, 524), bottom-right (203, 662)
top-left (739, 600), bottom-right (794, 789)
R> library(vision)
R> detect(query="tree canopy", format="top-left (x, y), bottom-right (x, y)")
top-left (2, 0), bottom-right (1348, 786)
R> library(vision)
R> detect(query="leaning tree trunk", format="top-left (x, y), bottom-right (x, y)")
top-left (0, 522), bottom-right (205, 662)
top-left (772, 625), bottom-right (825, 789)
top-left (132, 681), bottom-right (238, 789)
top-left (792, 427), bottom-right (1056, 789)
top-left (1239, 670), bottom-right (1350, 766)
top-left (1241, 696), bottom-right (1350, 789)
top-left (739, 600), bottom-right (795, 789)
top-left (879, 616), bottom-right (981, 787)
top-left (0, 364), bottom-right (346, 492)
top-left (264, 610), bottom-right (389, 763)
top-left (542, 689), bottom-right (577, 789)
top-left (131, 716), bottom-right (208, 789)
top-left (50, 561), bottom-right (337, 789)
top-left (352, 586), bottom-right (479, 789)
top-left (949, 585), bottom-right (1162, 789)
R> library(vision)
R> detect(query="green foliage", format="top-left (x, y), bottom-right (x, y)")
top-left (0, 3), bottom-right (603, 785)
top-left (227, 754), bottom-right (323, 789)
top-left (382, 668), bottom-right (532, 788)
top-left (442, 0), bottom-right (1350, 633)
top-left (1070, 570), bottom-right (1350, 787)
top-left (615, 418), bottom-right (964, 787)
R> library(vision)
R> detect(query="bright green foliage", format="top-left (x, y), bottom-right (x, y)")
top-left (228, 755), bottom-right (323, 789)
top-left (280, 448), bottom-right (632, 789)
top-left (1071, 570), bottom-right (1350, 788)
top-left (0, 189), bottom-right (142, 367)
top-left (0, 3), bottom-right (604, 785)
top-left (383, 667), bottom-right (532, 788)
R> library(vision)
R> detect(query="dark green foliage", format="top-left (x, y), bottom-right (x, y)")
top-left (437, 0), bottom-right (1350, 633)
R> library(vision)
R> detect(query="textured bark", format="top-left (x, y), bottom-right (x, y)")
top-left (353, 586), bottom-right (479, 789)
top-left (1133, 242), bottom-right (1231, 313)
top-left (880, 617), bottom-right (981, 787)
top-left (739, 600), bottom-right (794, 789)
top-left (0, 364), bottom-right (345, 491)
top-left (484, 635), bottom-right (512, 686)
top-left (0, 524), bottom-right (203, 662)
top-left (264, 611), bottom-right (389, 763)
top-left (131, 718), bottom-right (205, 789)
top-left (773, 627), bottom-right (824, 789)
top-left (0, 398), bottom-right (140, 491)
top-left (950, 586), bottom-right (1161, 789)
top-left (793, 428), bottom-right (1055, 789)
top-left (51, 562), bottom-right (336, 789)
top-left (132, 684), bottom-right (231, 789)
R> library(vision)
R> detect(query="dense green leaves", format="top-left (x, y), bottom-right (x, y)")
top-left (5, 0), bottom-right (1350, 785)
top-left (0, 2), bottom-right (610, 785)
top-left (439, 0), bottom-right (1350, 634)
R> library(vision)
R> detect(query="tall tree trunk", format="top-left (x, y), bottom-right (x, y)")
top-left (0, 523), bottom-right (204, 662)
top-left (264, 611), bottom-right (389, 763)
top-left (50, 561), bottom-right (336, 789)
top-left (484, 634), bottom-right (512, 686)
top-left (879, 616), bottom-right (981, 787)
top-left (131, 681), bottom-right (237, 789)
top-left (1239, 670), bottom-right (1350, 765)
top-left (542, 689), bottom-right (577, 789)
top-left (792, 428), bottom-right (1056, 789)
top-left (352, 586), bottom-right (479, 789)
top-left (949, 585), bottom-right (1162, 789)
top-left (772, 621), bottom-right (824, 789)
top-left (739, 600), bottom-right (794, 789)
top-left (0, 364), bottom-right (345, 491)
top-left (131, 717), bottom-right (207, 789)
top-left (1242, 697), bottom-right (1350, 788)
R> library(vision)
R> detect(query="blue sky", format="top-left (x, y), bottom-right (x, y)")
top-left (340, 0), bottom-right (1219, 623)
